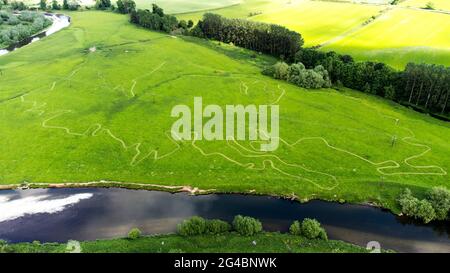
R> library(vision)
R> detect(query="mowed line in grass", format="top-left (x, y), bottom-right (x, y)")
top-left (0, 11), bottom-right (449, 211)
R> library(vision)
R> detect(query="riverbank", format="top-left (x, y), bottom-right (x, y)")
top-left (1, 188), bottom-right (448, 252)
top-left (0, 180), bottom-right (394, 214)
top-left (2, 232), bottom-right (376, 253)
top-left (0, 13), bottom-right (70, 56)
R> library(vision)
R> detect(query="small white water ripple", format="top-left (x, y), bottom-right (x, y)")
top-left (0, 193), bottom-right (93, 223)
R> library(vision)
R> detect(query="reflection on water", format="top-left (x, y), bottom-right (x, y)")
top-left (0, 188), bottom-right (448, 253)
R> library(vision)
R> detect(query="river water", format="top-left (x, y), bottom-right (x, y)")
top-left (0, 188), bottom-right (448, 253)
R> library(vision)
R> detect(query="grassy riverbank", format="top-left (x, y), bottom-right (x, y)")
top-left (4, 232), bottom-right (374, 253)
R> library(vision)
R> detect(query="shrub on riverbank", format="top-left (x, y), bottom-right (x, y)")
top-left (232, 215), bottom-right (263, 236)
top-left (205, 219), bottom-right (231, 234)
top-left (0, 10), bottom-right (51, 47)
top-left (398, 187), bottom-right (450, 223)
top-left (127, 228), bottom-right (142, 240)
top-left (289, 218), bottom-right (328, 240)
top-left (177, 217), bottom-right (232, 236)
top-left (427, 186), bottom-right (450, 221)
top-left (177, 216), bottom-right (207, 236)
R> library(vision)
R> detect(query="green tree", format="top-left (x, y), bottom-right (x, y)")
top-left (300, 218), bottom-right (328, 240)
top-left (51, 0), bottom-right (60, 9)
top-left (152, 3), bottom-right (164, 17)
top-left (384, 85), bottom-right (396, 100)
top-left (415, 200), bottom-right (436, 223)
top-left (232, 215), bottom-right (262, 236)
top-left (62, 0), bottom-right (69, 9)
top-left (95, 0), bottom-right (111, 10)
top-left (187, 19), bottom-right (194, 28)
top-left (289, 220), bottom-right (301, 236)
top-left (116, 0), bottom-right (135, 14)
top-left (39, 0), bottom-right (47, 10)
top-left (205, 219), bottom-right (231, 234)
top-left (273, 62), bottom-right (289, 80)
top-left (177, 216), bottom-right (207, 236)
top-left (127, 228), bottom-right (142, 239)
top-left (427, 186), bottom-right (450, 220)
top-left (178, 19), bottom-right (187, 29)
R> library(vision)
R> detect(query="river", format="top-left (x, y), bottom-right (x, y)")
top-left (0, 188), bottom-right (448, 253)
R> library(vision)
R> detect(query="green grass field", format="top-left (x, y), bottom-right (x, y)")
top-left (5, 232), bottom-right (371, 253)
top-left (176, 0), bottom-right (450, 69)
top-left (0, 11), bottom-right (449, 212)
top-left (250, 1), bottom-right (384, 47)
top-left (21, 0), bottom-right (241, 13)
top-left (323, 7), bottom-right (450, 69)
top-left (401, 0), bottom-right (450, 11)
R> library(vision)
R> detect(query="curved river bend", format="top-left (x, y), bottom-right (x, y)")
top-left (0, 14), bottom-right (70, 56)
top-left (0, 188), bottom-right (448, 253)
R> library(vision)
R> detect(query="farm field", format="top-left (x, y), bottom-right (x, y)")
top-left (323, 7), bottom-right (450, 68)
top-left (176, 0), bottom-right (450, 69)
top-left (400, 0), bottom-right (450, 11)
top-left (22, 0), bottom-right (242, 12)
top-left (247, 1), bottom-right (384, 47)
top-left (1, 11), bottom-right (449, 212)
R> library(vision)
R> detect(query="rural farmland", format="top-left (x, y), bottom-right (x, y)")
top-left (0, 0), bottom-right (449, 256)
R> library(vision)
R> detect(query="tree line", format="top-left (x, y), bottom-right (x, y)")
top-left (293, 48), bottom-right (450, 117)
top-left (191, 13), bottom-right (303, 62)
top-left (129, 4), bottom-right (194, 34)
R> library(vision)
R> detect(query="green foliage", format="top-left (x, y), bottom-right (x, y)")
top-left (300, 218), bottom-right (328, 240)
top-left (205, 219), bottom-right (231, 234)
top-left (192, 13), bottom-right (303, 61)
top-left (415, 199), bottom-right (436, 223)
top-left (289, 220), bottom-right (301, 236)
top-left (51, 0), bottom-right (60, 10)
top-left (232, 215), bottom-right (263, 236)
top-left (0, 11), bottom-right (51, 47)
top-left (152, 3), bottom-right (164, 17)
top-left (95, 0), bottom-right (111, 10)
top-left (187, 19), bottom-right (194, 28)
top-left (62, 0), bottom-right (69, 10)
top-left (67, 0), bottom-right (79, 10)
top-left (177, 216), bottom-right (207, 236)
top-left (398, 188), bottom-right (436, 223)
top-left (287, 63), bottom-right (331, 89)
top-left (273, 61), bottom-right (289, 80)
top-left (39, 0), bottom-right (47, 10)
top-left (6, 233), bottom-right (370, 253)
top-left (294, 48), bottom-right (450, 117)
top-left (178, 19), bottom-right (187, 30)
top-left (424, 2), bottom-right (435, 10)
top-left (426, 186), bottom-right (450, 221)
top-left (10, 1), bottom-right (27, 10)
top-left (116, 0), bottom-right (135, 14)
top-left (130, 5), bottom-right (179, 33)
top-left (127, 228), bottom-right (142, 240)
top-left (384, 85), bottom-right (396, 100)
top-left (0, 240), bottom-right (13, 253)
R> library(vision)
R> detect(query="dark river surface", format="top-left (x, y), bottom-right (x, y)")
top-left (0, 188), bottom-right (448, 253)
